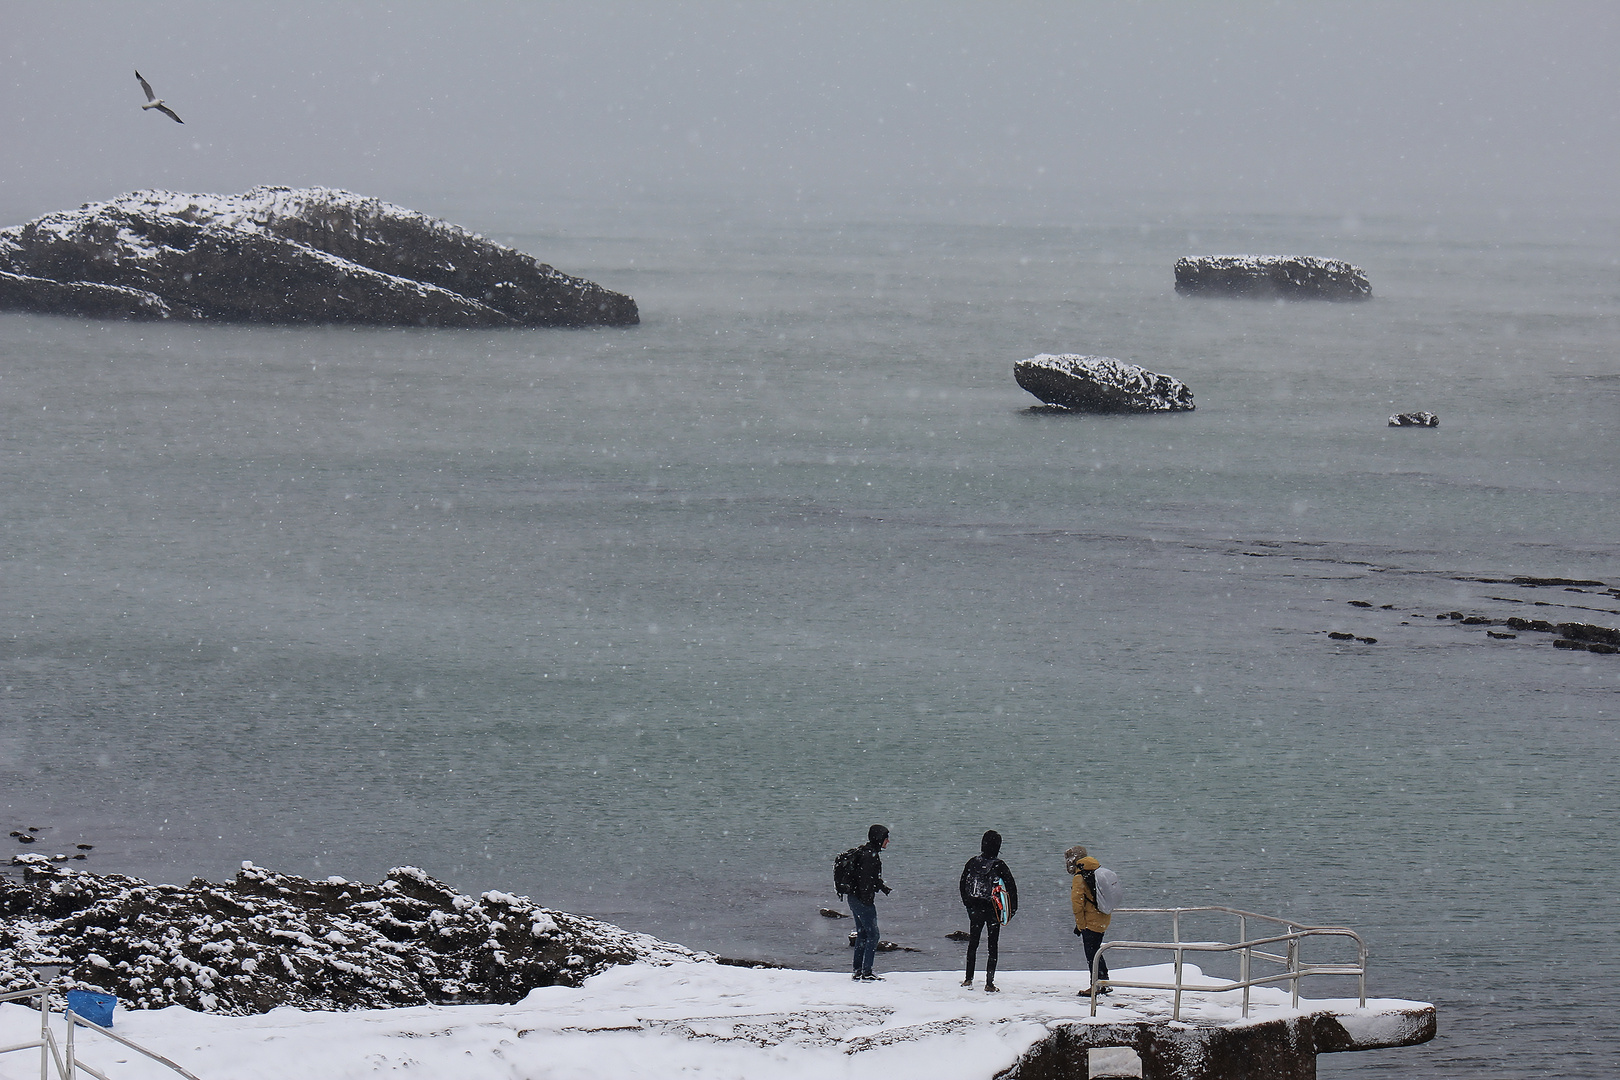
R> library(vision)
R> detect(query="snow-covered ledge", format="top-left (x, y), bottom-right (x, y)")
top-left (1, 961), bottom-right (1434, 1080)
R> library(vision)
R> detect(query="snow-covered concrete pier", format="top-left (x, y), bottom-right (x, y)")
top-left (1, 961), bottom-right (1434, 1080)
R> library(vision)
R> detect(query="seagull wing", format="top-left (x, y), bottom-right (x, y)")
top-left (136, 70), bottom-right (156, 102)
top-left (155, 104), bottom-right (184, 124)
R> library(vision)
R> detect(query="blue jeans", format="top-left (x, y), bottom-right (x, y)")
top-left (849, 896), bottom-right (879, 974)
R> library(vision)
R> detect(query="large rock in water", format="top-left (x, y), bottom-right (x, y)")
top-left (1014, 353), bottom-right (1194, 413)
top-left (0, 187), bottom-right (638, 327)
top-left (1175, 255), bottom-right (1370, 300)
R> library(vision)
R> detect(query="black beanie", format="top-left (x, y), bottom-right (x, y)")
top-left (980, 830), bottom-right (1002, 858)
top-left (868, 824), bottom-right (889, 846)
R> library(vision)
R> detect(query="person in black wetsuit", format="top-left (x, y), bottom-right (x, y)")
top-left (958, 829), bottom-right (1017, 992)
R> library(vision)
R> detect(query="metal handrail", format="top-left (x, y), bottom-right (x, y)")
top-left (0, 981), bottom-right (201, 1080)
top-left (1086, 905), bottom-right (1367, 1020)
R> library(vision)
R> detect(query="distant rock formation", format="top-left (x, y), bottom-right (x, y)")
top-left (0, 856), bottom-right (699, 1015)
top-left (1014, 354), bottom-right (1194, 413)
top-left (1175, 256), bottom-right (1371, 301)
top-left (1389, 412), bottom-right (1440, 427)
top-left (0, 187), bottom-right (638, 327)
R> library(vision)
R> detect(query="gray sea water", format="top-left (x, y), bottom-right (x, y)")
top-left (2, 196), bottom-right (1617, 1076)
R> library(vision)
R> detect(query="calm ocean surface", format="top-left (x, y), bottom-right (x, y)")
top-left (2, 196), bottom-right (1616, 1076)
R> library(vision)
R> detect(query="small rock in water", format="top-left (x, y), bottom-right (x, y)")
top-left (1389, 412), bottom-right (1440, 427)
top-left (818, 907), bottom-right (847, 919)
top-left (945, 930), bottom-right (971, 941)
top-left (845, 933), bottom-right (913, 952)
top-left (1327, 632), bottom-right (1356, 641)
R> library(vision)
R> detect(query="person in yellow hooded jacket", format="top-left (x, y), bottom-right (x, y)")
top-left (1065, 845), bottom-right (1111, 994)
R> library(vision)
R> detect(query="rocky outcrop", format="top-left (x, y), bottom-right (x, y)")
top-left (1389, 412), bottom-right (1439, 427)
top-left (1014, 354), bottom-right (1195, 413)
top-left (0, 856), bottom-right (700, 1015)
top-left (0, 187), bottom-right (638, 327)
top-left (1175, 256), bottom-right (1371, 301)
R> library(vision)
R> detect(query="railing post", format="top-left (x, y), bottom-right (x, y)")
top-left (1358, 936), bottom-right (1368, 1008)
top-left (1288, 936), bottom-right (1300, 1009)
top-left (1173, 945), bottom-right (1184, 1021)
top-left (1239, 915), bottom-right (1249, 1018)
top-left (65, 1010), bottom-right (76, 1080)
top-left (1241, 943), bottom-right (1251, 1018)
top-left (38, 985), bottom-right (48, 1080)
top-left (1172, 909), bottom-right (1184, 1020)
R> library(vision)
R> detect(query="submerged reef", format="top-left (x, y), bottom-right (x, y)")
top-left (0, 187), bottom-right (638, 327)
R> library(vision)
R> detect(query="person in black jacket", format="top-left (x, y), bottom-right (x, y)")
top-left (959, 829), bottom-right (1017, 992)
top-left (846, 824), bottom-right (891, 980)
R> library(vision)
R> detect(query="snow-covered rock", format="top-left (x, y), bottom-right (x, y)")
top-left (0, 187), bottom-right (638, 327)
top-left (1175, 255), bottom-right (1371, 300)
top-left (1013, 354), bottom-right (1195, 413)
top-left (1388, 411), bottom-right (1440, 427)
top-left (0, 857), bottom-right (699, 1015)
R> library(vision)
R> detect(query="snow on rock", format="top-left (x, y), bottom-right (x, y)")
top-left (0, 962), bottom-right (1435, 1080)
top-left (1389, 411), bottom-right (1440, 427)
top-left (0, 855), bottom-right (700, 1015)
top-left (1014, 354), bottom-right (1195, 413)
top-left (0, 186), bottom-right (638, 327)
top-left (1174, 255), bottom-right (1371, 300)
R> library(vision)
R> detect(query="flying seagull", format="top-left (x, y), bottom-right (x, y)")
top-left (135, 70), bottom-right (184, 124)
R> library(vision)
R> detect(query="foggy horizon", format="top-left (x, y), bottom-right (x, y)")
top-left (4, 1), bottom-right (1618, 230)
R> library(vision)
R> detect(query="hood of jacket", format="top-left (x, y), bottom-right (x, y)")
top-left (980, 830), bottom-right (1002, 859)
top-left (1073, 855), bottom-right (1100, 874)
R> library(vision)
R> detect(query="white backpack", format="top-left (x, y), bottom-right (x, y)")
top-left (1092, 866), bottom-right (1123, 914)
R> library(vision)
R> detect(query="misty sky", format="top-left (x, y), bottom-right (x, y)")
top-left (3, 1), bottom-right (1617, 226)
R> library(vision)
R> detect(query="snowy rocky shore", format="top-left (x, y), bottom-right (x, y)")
top-left (0, 186), bottom-right (638, 327)
top-left (0, 959), bottom-right (1437, 1080)
top-left (0, 856), bottom-right (700, 1015)
top-left (0, 859), bottom-right (1440, 1077)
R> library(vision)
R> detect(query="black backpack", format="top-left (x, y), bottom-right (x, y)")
top-left (833, 846), bottom-right (862, 897)
top-left (964, 856), bottom-right (997, 900)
